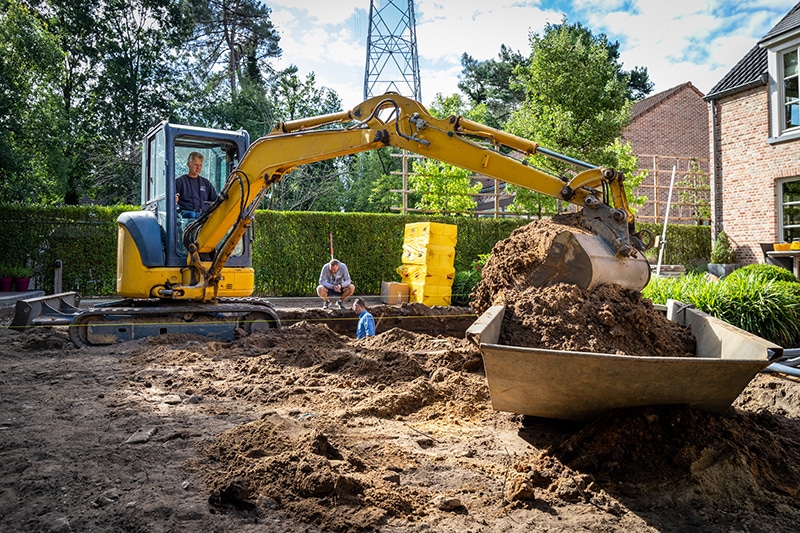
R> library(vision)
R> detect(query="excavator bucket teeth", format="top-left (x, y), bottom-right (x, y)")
top-left (530, 230), bottom-right (651, 292)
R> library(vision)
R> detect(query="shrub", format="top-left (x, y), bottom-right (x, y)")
top-left (643, 271), bottom-right (800, 347)
top-left (723, 264), bottom-right (799, 285)
top-left (710, 230), bottom-right (738, 264)
top-left (706, 277), bottom-right (800, 347)
top-left (451, 253), bottom-right (489, 306)
top-left (452, 270), bottom-right (480, 306)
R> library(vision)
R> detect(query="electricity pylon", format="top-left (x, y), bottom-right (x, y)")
top-left (363, 0), bottom-right (421, 101)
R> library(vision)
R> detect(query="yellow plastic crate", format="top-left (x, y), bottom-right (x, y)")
top-left (401, 243), bottom-right (456, 267)
top-left (404, 222), bottom-right (458, 247)
top-left (408, 282), bottom-right (452, 306)
top-left (396, 264), bottom-right (455, 286)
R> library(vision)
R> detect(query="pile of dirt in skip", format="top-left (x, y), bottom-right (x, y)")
top-left (470, 215), bottom-right (696, 356)
top-left (3, 218), bottom-right (800, 532)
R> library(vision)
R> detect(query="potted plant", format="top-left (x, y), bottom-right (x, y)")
top-left (10, 266), bottom-right (32, 292)
top-left (707, 230), bottom-right (740, 279)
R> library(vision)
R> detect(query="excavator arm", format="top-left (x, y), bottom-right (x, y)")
top-left (181, 94), bottom-right (651, 300)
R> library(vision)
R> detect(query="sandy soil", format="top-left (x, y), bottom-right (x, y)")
top-left (3, 219), bottom-right (800, 532)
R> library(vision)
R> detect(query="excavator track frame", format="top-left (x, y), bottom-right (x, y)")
top-left (67, 298), bottom-right (280, 347)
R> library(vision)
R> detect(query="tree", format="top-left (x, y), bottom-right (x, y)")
top-left (0, 0), bottom-right (67, 204)
top-left (15, 0), bottom-right (195, 205)
top-left (628, 66), bottom-right (654, 101)
top-left (408, 159), bottom-right (480, 215)
top-left (22, 0), bottom-right (105, 204)
top-left (262, 67), bottom-right (344, 211)
top-left (342, 149), bottom-right (401, 213)
top-left (428, 92), bottom-right (489, 123)
top-left (506, 18), bottom-right (646, 217)
top-left (185, 0), bottom-right (280, 101)
top-left (399, 93), bottom-right (485, 215)
top-left (270, 67), bottom-right (341, 121)
top-left (86, 0), bottom-right (193, 204)
top-left (458, 45), bottom-right (528, 128)
top-left (538, 21), bottom-right (653, 102)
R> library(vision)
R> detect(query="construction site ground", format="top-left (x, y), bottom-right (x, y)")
top-left (4, 217), bottom-right (800, 532)
top-left (2, 299), bottom-right (800, 533)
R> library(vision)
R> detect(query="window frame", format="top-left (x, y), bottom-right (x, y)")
top-left (767, 35), bottom-right (800, 140)
top-left (778, 177), bottom-right (800, 242)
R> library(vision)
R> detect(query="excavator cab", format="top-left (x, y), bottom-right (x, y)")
top-left (141, 122), bottom-right (250, 265)
top-left (116, 122), bottom-right (256, 299)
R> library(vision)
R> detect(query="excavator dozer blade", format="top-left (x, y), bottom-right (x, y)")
top-left (530, 230), bottom-right (651, 292)
top-left (10, 292), bottom-right (83, 328)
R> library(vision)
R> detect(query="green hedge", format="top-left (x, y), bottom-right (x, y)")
top-left (252, 211), bottom-right (527, 295)
top-left (0, 205), bottom-right (712, 297)
top-left (0, 205), bottom-right (130, 295)
top-left (0, 205), bottom-right (528, 296)
top-left (639, 222), bottom-right (711, 272)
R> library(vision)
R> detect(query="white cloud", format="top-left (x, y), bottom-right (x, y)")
top-left (415, 0), bottom-right (560, 63)
top-left (265, 0), bottom-right (800, 108)
top-left (268, 0), bottom-right (365, 25)
top-left (579, 0), bottom-right (798, 93)
top-left (419, 61), bottom-right (464, 101)
top-left (326, 27), bottom-right (366, 67)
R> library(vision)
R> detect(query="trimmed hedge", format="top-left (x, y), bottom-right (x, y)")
top-left (639, 222), bottom-right (711, 272)
top-left (0, 205), bottom-right (128, 295)
top-left (0, 205), bottom-right (712, 297)
top-left (252, 211), bottom-right (527, 295)
top-left (0, 205), bottom-right (528, 296)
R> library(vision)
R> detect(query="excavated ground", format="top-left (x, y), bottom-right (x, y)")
top-left (2, 219), bottom-right (800, 532)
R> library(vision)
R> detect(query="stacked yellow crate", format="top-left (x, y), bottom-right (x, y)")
top-left (396, 222), bottom-right (457, 306)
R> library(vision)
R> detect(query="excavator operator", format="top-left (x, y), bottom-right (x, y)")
top-left (175, 151), bottom-right (217, 218)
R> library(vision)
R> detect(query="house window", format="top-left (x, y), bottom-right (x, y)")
top-left (766, 39), bottom-right (800, 141)
top-left (783, 49), bottom-right (800, 130)
top-left (780, 179), bottom-right (800, 241)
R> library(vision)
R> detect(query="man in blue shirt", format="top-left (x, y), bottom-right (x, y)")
top-left (175, 152), bottom-right (218, 218)
top-left (354, 298), bottom-right (376, 339)
top-left (317, 258), bottom-right (355, 309)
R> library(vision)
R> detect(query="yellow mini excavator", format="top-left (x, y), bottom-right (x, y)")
top-left (13, 94), bottom-right (653, 346)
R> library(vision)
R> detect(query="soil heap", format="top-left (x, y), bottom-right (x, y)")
top-left (471, 217), bottom-right (695, 356)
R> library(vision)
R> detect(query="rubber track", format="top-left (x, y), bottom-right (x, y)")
top-left (68, 298), bottom-right (280, 347)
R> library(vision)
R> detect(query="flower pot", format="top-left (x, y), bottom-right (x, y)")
top-left (707, 263), bottom-right (741, 279)
top-left (0, 277), bottom-right (12, 292)
top-left (14, 277), bottom-right (30, 292)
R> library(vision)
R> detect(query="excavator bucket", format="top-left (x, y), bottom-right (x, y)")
top-left (530, 230), bottom-right (651, 292)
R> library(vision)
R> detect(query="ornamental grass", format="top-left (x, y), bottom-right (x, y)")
top-left (643, 264), bottom-right (800, 348)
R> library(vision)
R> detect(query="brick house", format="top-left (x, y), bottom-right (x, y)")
top-left (705, 2), bottom-right (800, 265)
top-left (470, 84), bottom-right (711, 219)
top-left (623, 82), bottom-right (710, 225)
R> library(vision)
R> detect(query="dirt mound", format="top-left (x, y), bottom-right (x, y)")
top-left (472, 218), bottom-right (694, 356)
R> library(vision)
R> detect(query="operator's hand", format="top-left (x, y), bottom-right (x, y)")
top-left (334, 284), bottom-right (341, 292)
top-left (175, 193), bottom-right (179, 203)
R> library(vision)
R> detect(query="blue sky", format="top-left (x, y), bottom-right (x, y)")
top-left (267, 0), bottom-right (799, 108)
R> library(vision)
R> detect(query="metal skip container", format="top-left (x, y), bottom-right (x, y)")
top-left (466, 300), bottom-right (783, 422)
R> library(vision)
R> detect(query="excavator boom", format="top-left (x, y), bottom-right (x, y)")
top-left (189, 94), bottom-right (650, 296)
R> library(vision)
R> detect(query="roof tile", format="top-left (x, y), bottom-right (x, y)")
top-left (706, 2), bottom-right (800, 99)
